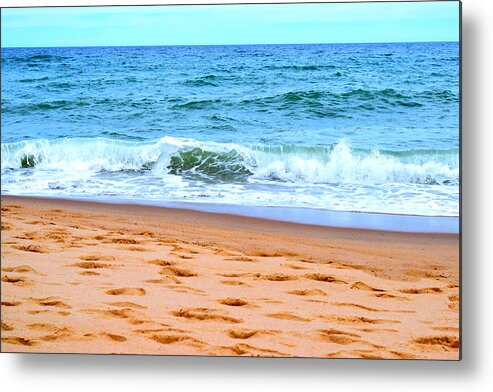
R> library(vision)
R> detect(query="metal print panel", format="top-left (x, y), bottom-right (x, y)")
top-left (0, 1), bottom-right (461, 359)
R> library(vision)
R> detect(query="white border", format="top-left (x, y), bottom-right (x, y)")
top-left (1, 0), bottom-right (492, 390)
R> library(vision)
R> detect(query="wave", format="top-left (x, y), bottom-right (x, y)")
top-left (263, 65), bottom-right (336, 71)
top-left (28, 54), bottom-right (62, 61)
top-left (4, 98), bottom-right (136, 115)
top-left (1, 137), bottom-right (459, 186)
top-left (3, 100), bottom-right (90, 114)
top-left (170, 98), bottom-right (226, 110)
top-left (47, 82), bottom-right (74, 89)
top-left (3, 86), bottom-right (457, 116)
top-left (18, 76), bottom-right (50, 83)
top-left (340, 88), bottom-right (457, 105)
top-left (238, 88), bottom-right (456, 110)
top-left (3, 54), bottom-right (67, 63)
top-left (184, 78), bottom-right (219, 87)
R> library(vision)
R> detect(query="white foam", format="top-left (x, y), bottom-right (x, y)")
top-left (1, 136), bottom-right (459, 216)
top-left (1, 137), bottom-right (459, 185)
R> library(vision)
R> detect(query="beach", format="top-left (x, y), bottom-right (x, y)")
top-left (1, 196), bottom-right (459, 359)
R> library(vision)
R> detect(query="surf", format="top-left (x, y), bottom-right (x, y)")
top-left (1, 136), bottom-right (459, 186)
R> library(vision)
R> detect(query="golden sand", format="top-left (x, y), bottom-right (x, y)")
top-left (0, 196), bottom-right (459, 359)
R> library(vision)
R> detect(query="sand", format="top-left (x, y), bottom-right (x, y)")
top-left (0, 196), bottom-right (460, 359)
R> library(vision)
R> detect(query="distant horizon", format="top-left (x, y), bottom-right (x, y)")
top-left (1, 40), bottom-right (460, 49)
top-left (1, 2), bottom-right (460, 48)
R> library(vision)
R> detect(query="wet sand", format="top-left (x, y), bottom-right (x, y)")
top-left (0, 196), bottom-right (460, 359)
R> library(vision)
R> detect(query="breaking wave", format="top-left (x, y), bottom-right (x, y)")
top-left (1, 136), bottom-right (459, 186)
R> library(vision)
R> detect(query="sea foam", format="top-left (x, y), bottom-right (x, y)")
top-left (1, 136), bottom-right (458, 186)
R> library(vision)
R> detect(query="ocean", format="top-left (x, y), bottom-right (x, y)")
top-left (1, 42), bottom-right (459, 218)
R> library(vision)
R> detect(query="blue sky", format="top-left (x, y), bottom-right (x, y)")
top-left (1, 1), bottom-right (460, 47)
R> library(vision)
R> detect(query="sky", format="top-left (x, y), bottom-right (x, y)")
top-left (1, 1), bottom-right (460, 47)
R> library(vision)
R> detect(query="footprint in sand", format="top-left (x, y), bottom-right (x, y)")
top-left (219, 298), bottom-right (248, 307)
top-left (1, 301), bottom-right (21, 307)
top-left (225, 256), bottom-right (257, 262)
top-left (1, 275), bottom-right (31, 286)
top-left (220, 280), bottom-right (250, 287)
top-left (413, 335), bottom-right (459, 350)
top-left (29, 297), bottom-right (71, 309)
top-left (249, 250), bottom-right (298, 258)
top-left (79, 255), bottom-right (116, 261)
top-left (27, 325), bottom-right (74, 342)
top-left (12, 244), bottom-right (48, 253)
top-left (133, 326), bottom-right (189, 335)
top-left (432, 326), bottom-right (460, 332)
top-left (160, 266), bottom-right (197, 277)
top-left (318, 329), bottom-right (361, 345)
top-left (101, 332), bottom-right (127, 342)
top-left (357, 327), bottom-right (399, 333)
top-left (79, 271), bottom-right (101, 276)
top-left (42, 232), bottom-right (66, 243)
top-left (14, 232), bottom-right (39, 240)
top-left (26, 310), bottom-right (50, 315)
top-left (72, 262), bottom-right (113, 269)
top-left (2, 321), bottom-right (14, 331)
top-left (448, 295), bottom-right (459, 312)
top-left (287, 289), bottom-right (326, 296)
top-left (1, 265), bottom-right (43, 275)
top-left (1, 222), bottom-right (12, 231)
top-left (104, 237), bottom-right (141, 245)
top-left (388, 351), bottom-right (416, 359)
top-left (218, 272), bottom-right (252, 278)
top-left (101, 308), bottom-right (138, 319)
top-left (171, 244), bottom-right (200, 255)
top-left (172, 308), bottom-right (242, 324)
top-left (399, 287), bottom-right (443, 294)
top-left (83, 307), bottom-right (146, 326)
top-left (223, 343), bottom-right (286, 356)
top-left (107, 301), bottom-right (148, 309)
top-left (373, 293), bottom-right (409, 300)
top-left (350, 281), bottom-right (385, 292)
top-left (124, 246), bottom-right (148, 252)
top-left (1, 336), bottom-right (37, 346)
top-left (106, 288), bottom-right (146, 296)
top-left (262, 273), bottom-right (296, 282)
top-left (148, 334), bottom-right (204, 348)
top-left (26, 220), bottom-right (49, 226)
top-left (147, 259), bottom-right (175, 267)
top-left (266, 312), bottom-right (310, 322)
top-left (321, 315), bottom-right (400, 325)
top-left (226, 329), bottom-right (263, 339)
top-left (305, 273), bottom-right (346, 284)
top-left (131, 230), bottom-right (155, 238)
top-left (213, 248), bottom-right (240, 257)
top-left (144, 277), bottom-right (182, 285)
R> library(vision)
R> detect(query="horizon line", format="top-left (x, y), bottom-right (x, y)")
top-left (1, 40), bottom-right (459, 49)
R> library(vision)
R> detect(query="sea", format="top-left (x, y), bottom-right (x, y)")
top-left (1, 42), bottom-right (459, 222)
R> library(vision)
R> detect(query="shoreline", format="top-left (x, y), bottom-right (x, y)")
top-left (1, 195), bottom-right (459, 234)
top-left (1, 195), bottom-right (460, 358)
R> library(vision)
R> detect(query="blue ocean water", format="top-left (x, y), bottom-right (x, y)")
top-left (1, 42), bottom-right (459, 216)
